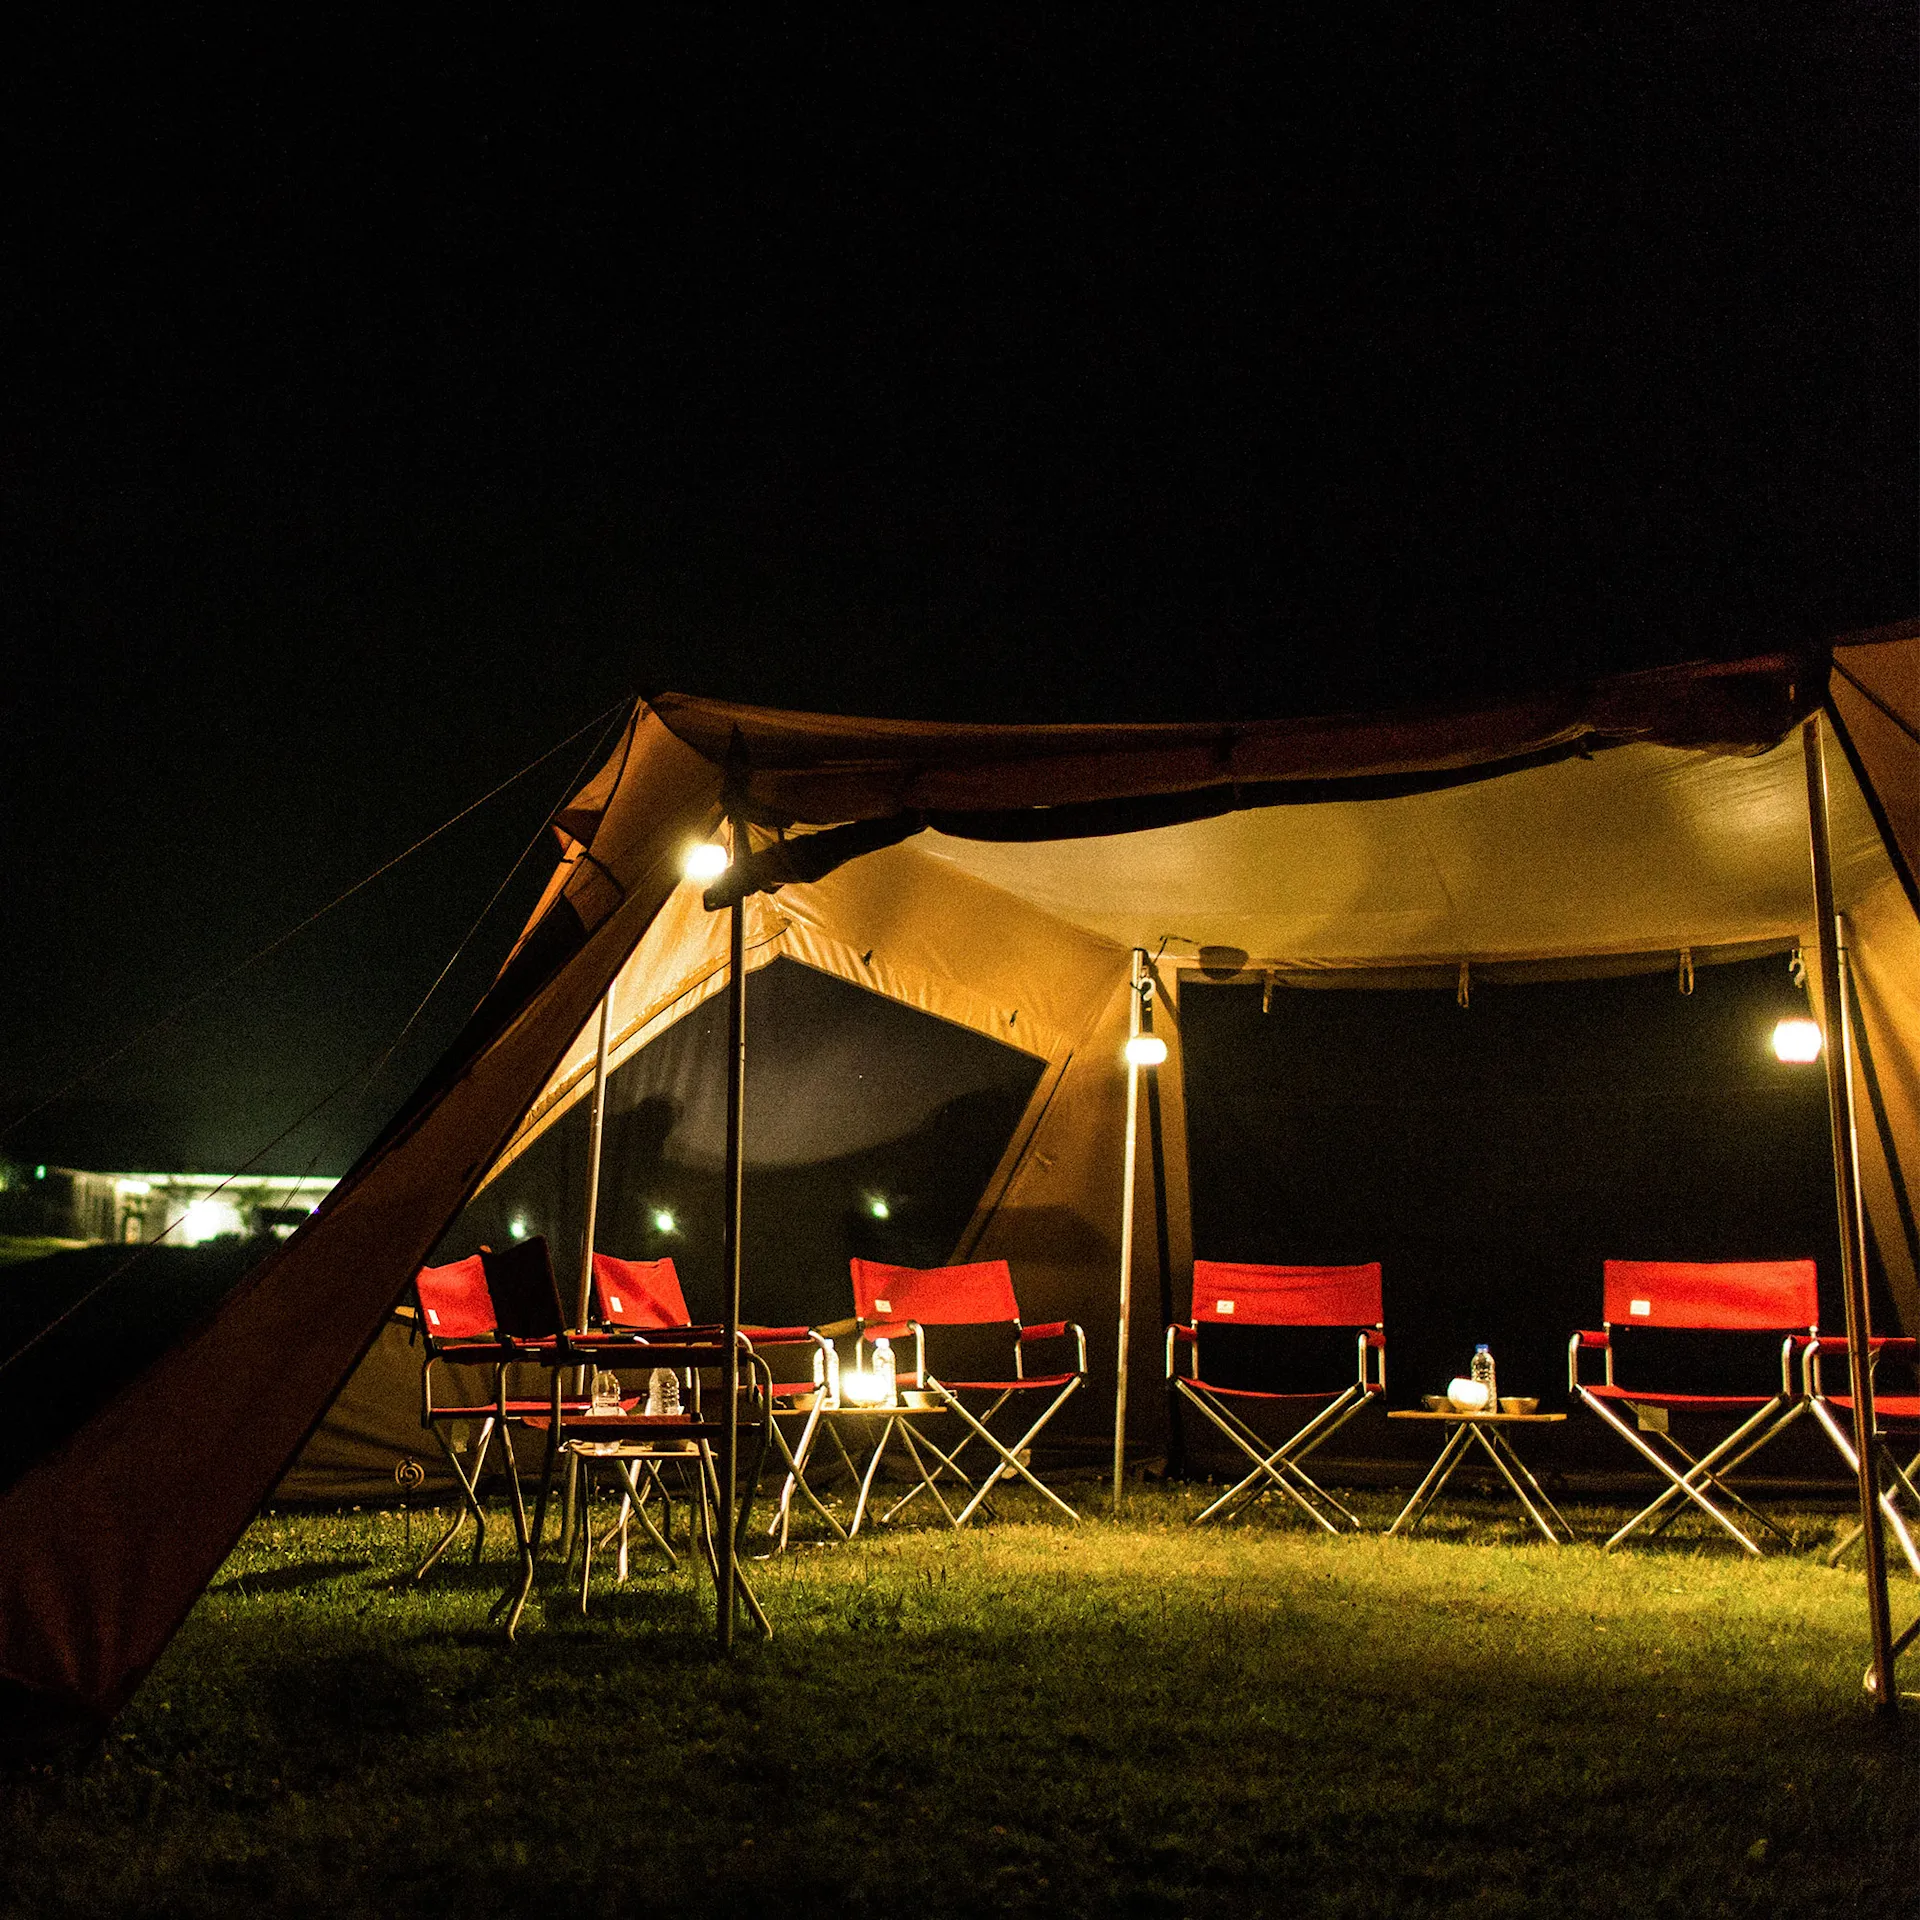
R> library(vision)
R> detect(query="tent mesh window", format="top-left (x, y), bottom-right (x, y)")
top-left (439, 957), bottom-right (1045, 1331)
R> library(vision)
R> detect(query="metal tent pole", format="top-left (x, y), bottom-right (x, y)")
top-left (1113, 949), bottom-right (1145, 1509)
top-left (1804, 713), bottom-right (1898, 1713)
top-left (558, 991), bottom-right (613, 1564)
top-left (1139, 973), bottom-right (1181, 1479)
top-left (717, 810), bottom-right (747, 1652)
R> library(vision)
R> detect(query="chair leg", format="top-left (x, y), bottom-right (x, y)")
top-left (941, 1381), bottom-right (1083, 1525)
top-left (1181, 1384), bottom-right (1344, 1531)
top-left (415, 1417), bottom-right (493, 1579)
top-left (1579, 1392), bottom-right (1769, 1556)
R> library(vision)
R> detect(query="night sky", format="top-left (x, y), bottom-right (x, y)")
top-left (2, 14), bottom-right (1912, 1177)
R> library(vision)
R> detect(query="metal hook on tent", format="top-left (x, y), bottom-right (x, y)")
top-left (1456, 960), bottom-right (1470, 1010)
top-left (1790, 945), bottom-right (1809, 991)
top-left (1678, 948), bottom-right (1694, 996)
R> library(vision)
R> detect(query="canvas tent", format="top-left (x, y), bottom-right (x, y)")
top-left (2, 627), bottom-right (1915, 1748)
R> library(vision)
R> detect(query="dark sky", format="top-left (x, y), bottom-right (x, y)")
top-left (1, 13), bottom-right (1912, 1175)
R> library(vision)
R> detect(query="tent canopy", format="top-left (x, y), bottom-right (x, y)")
top-left (3, 628), bottom-right (1916, 1748)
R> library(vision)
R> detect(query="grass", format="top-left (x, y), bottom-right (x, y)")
top-left (1, 1482), bottom-right (1913, 1918)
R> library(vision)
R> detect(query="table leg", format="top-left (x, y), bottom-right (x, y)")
top-left (1386, 1425), bottom-right (1473, 1537)
top-left (1470, 1427), bottom-right (1572, 1544)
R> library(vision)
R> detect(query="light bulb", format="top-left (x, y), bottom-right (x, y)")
top-left (1772, 1018), bottom-right (1822, 1064)
top-left (1124, 1034), bottom-right (1168, 1067)
top-left (682, 841), bottom-right (730, 883)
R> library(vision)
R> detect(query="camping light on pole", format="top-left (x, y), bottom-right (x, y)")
top-left (651, 1207), bottom-right (677, 1234)
top-left (1125, 1034), bottom-right (1168, 1067)
top-left (509, 1215), bottom-right (528, 1241)
top-left (682, 841), bottom-right (730, 883)
top-left (866, 1195), bottom-right (890, 1220)
top-left (1773, 1018), bottom-right (1823, 1063)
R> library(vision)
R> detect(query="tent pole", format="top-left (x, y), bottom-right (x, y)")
top-left (1141, 980), bottom-right (1182, 1480)
top-left (1804, 713), bottom-right (1897, 1713)
top-left (574, 992), bottom-right (613, 1330)
top-left (1114, 949), bottom-right (1145, 1510)
top-left (558, 991), bottom-right (614, 1564)
top-left (717, 811), bottom-right (747, 1653)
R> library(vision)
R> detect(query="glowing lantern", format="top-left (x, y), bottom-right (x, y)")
top-left (1772, 1018), bottom-right (1823, 1064)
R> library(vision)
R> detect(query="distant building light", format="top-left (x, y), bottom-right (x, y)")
top-left (682, 842), bottom-right (730, 883)
top-left (1772, 1018), bottom-right (1823, 1064)
top-left (652, 1209), bottom-right (677, 1235)
top-left (509, 1216), bottom-right (529, 1241)
top-left (178, 1198), bottom-right (243, 1246)
top-left (867, 1196), bottom-right (891, 1220)
top-left (1124, 1035), bottom-right (1169, 1067)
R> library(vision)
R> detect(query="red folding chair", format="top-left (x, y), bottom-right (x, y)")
top-left (843, 1257), bottom-right (1087, 1528)
top-left (411, 1245), bottom-right (601, 1582)
top-left (1167, 1260), bottom-right (1385, 1529)
top-left (1802, 1334), bottom-right (1920, 1580)
top-left (591, 1253), bottom-right (844, 1552)
top-left (1570, 1259), bottom-right (1817, 1555)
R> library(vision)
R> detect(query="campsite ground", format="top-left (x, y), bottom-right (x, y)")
top-left (1, 1484), bottom-right (1911, 1919)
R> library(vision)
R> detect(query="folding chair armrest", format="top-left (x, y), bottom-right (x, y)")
top-left (1809, 1334), bottom-right (1916, 1359)
top-left (1167, 1323), bottom-right (1196, 1379)
top-left (1569, 1330), bottom-right (1609, 1390)
top-left (1804, 1333), bottom-right (1919, 1396)
top-left (740, 1325), bottom-right (817, 1344)
top-left (1019, 1320), bottom-right (1088, 1375)
top-left (1357, 1327), bottom-right (1386, 1392)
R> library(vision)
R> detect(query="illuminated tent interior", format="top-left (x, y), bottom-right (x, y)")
top-left (2, 627), bottom-right (1915, 1745)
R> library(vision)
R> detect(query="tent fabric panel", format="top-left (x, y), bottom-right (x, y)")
top-left (1842, 875), bottom-right (1920, 1336)
top-left (910, 740), bottom-right (1844, 963)
top-left (769, 839), bottom-right (1121, 1061)
top-left (650, 650), bottom-right (1816, 826)
top-left (1829, 632), bottom-right (1920, 912)
top-left (0, 712), bottom-right (720, 1732)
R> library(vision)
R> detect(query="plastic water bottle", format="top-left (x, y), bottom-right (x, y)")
top-left (1471, 1344), bottom-right (1497, 1414)
top-left (645, 1366), bottom-right (681, 1417)
top-left (871, 1336), bottom-right (897, 1408)
top-left (590, 1367), bottom-right (621, 1415)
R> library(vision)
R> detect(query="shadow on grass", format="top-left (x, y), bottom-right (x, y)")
top-left (209, 1559), bottom-right (371, 1596)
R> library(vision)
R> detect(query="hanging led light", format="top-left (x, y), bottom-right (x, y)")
top-left (1772, 1018), bottom-right (1823, 1064)
top-left (1124, 1034), bottom-right (1168, 1067)
top-left (682, 841), bottom-right (730, 883)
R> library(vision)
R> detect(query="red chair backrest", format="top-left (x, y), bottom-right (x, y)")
top-left (1191, 1260), bottom-right (1383, 1327)
top-left (415, 1254), bottom-right (496, 1339)
top-left (479, 1237), bottom-right (569, 1340)
top-left (1602, 1259), bottom-right (1818, 1331)
top-left (593, 1253), bottom-right (692, 1330)
top-left (850, 1257), bottom-right (1020, 1331)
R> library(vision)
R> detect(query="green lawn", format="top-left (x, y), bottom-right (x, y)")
top-left (1, 1483), bottom-right (1912, 1918)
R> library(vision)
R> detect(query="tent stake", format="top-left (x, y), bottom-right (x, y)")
top-left (718, 810), bottom-right (747, 1653)
top-left (1114, 949), bottom-right (1145, 1509)
top-left (1804, 713), bottom-right (1897, 1713)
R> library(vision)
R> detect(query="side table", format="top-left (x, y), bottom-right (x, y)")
top-left (1386, 1410), bottom-right (1576, 1544)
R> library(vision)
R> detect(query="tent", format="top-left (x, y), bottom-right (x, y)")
top-left (3, 626), bottom-right (1915, 1748)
